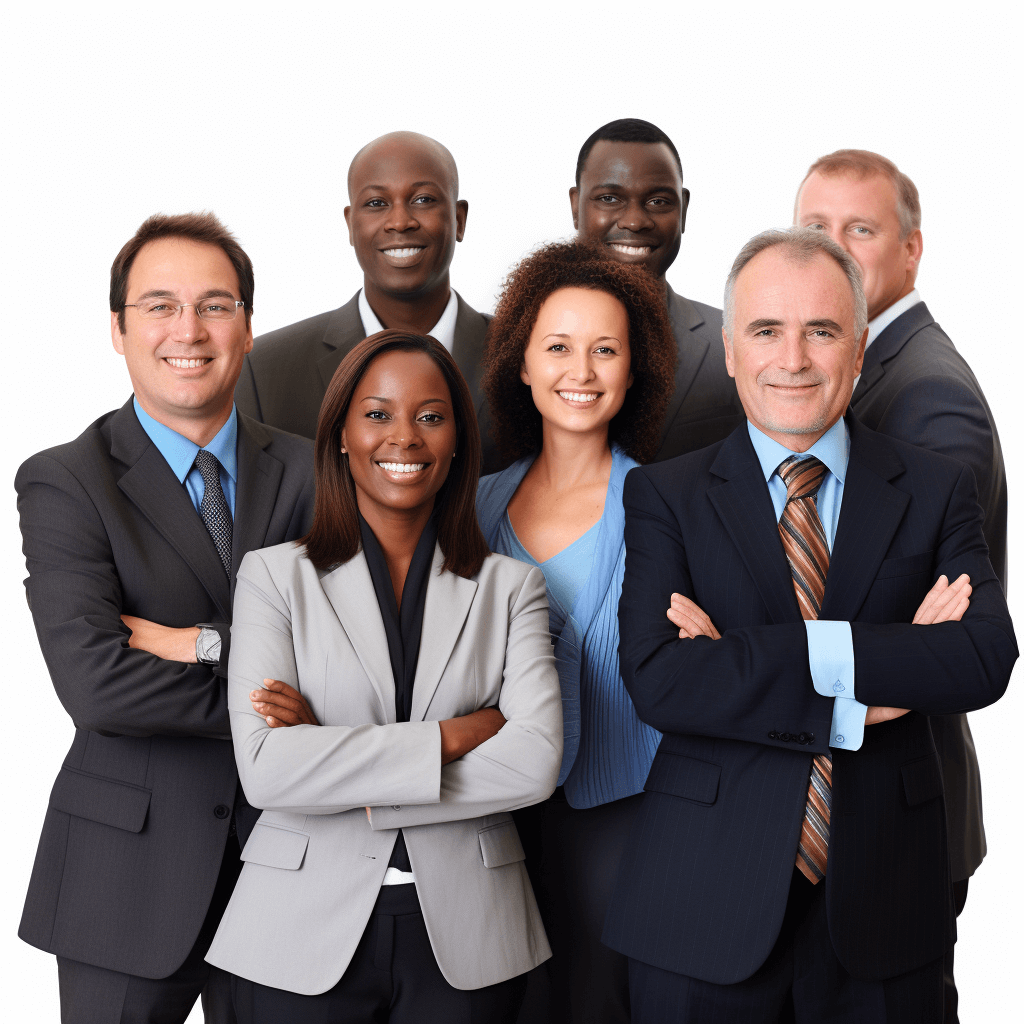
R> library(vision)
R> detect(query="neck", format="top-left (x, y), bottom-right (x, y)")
top-left (363, 277), bottom-right (452, 335)
top-left (533, 423), bottom-right (613, 489)
top-left (136, 395), bottom-right (234, 448)
top-left (869, 280), bottom-right (916, 322)
top-left (752, 415), bottom-right (842, 454)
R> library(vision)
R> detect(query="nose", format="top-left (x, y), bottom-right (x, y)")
top-left (387, 415), bottom-right (423, 448)
top-left (617, 199), bottom-right (654, 233)
top-left (566, 347), bottom-right (596, 384)
top-left (384, 202), bottom-right (420, 233)
top-left (168, 304), bottom-right (208, 342)
top-left (777, 330), bottom-right (811, 373)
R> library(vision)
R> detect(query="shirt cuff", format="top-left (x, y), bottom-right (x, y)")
top-left (804, 619), bottom-right (864, 751)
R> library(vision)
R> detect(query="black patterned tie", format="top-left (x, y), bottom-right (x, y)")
top-left (194, 450), bottom-right (232, 576)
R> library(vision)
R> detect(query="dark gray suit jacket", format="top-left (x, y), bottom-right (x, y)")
top-left (851, 300), bottom-right (1007, 881)
top-left (654, 289), bottom-right (745, 462)
top-left (17, 400), bottom-right (314, 979)
top-left (235, 290), bottom-right (499, 474)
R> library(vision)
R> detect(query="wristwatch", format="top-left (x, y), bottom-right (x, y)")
top-left (195, 623), bottom-right (223, 666)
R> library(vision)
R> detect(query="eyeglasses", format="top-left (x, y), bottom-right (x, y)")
top-left (124, 298), bottom-right (245, 321)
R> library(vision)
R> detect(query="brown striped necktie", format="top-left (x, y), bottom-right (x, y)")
top-left (777, 454), bottom-right (832, 884)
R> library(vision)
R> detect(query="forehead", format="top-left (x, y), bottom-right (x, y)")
top-left (580, 140), bottom-right (682, 192)
top-left (355, 348), bottom-right (452, 396)
top-left (126, 237), bottom-right (239, 295)
top-left (797, 170), bottom-right (900, 220)
top-left (734, 249), bottom-right (854, 322)
top-left (349, 141), bottom-right (455, 196)
top-left (535, 286), bottom-right (628, 325)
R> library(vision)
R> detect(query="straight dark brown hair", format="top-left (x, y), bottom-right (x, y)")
top-left (303, 330), bottom-right (489, 579)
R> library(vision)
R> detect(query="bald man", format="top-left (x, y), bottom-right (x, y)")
top-left (235, 132), bottom-right (499, 473)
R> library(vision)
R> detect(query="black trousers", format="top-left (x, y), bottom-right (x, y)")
top-left (628, 869), bottom-right (944, 1024)
top-left (231, 883), bottom-right (527, 1023)
top-left (514, 788), bottom-right (643, 1024)
top-left (943, 877), bottom-right (969, 1024)
top-left (57, 835), bottom-right (242, 1024)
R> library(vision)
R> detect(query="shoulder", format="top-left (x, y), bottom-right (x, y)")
top-left (850, 415), bottom-right (968, 488)
top-left (243, 416), bottom-right (315, 463)
top-left (473, 550), bottom-right (538, 593)
top-left (248, 300), bottom-right (356, 370)
top-left (16, 408), bottom-right (120, 491)
top-left (238, 539), bottom-right (312, 585)
top-left (455, 292), bottom-right (491, 329)
top-left (688, 298), bottom-right (724, 331)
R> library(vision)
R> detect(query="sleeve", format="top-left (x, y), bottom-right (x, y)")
top-left (16, 454), bottom-right (231, 739)
top-left (368, 566), bottom-right (563, 830)
top-left (617, 468), bottom-right (835, 754)
top-left (227, 551), bottom-right (443, 815)
top-left (804, 620), bottom-right (866, 750)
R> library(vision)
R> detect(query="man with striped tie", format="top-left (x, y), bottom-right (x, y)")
top-left (602, 228), bottom-right (1016, 1023)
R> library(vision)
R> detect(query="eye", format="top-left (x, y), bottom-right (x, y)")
top-left (594, 345), bottom-right (616, 355)
top-left (810, 329), bottom-right (835, 340)
top-left (851, 226), bottom-right (871, 235)
top-left (418, 411), bottom-right (444, 423)
top-left (365, 197), bottom-right (388, 208)
top-left (366, 409), bottom-right (389, 420)
top-left (548, 343), bottom-right (568, 352)
top-left (647, 197), bottom-right (672, 208)
top-left (754, 328), bottom-right (776, 337)
top-left (411, 194), bottom-right (437, 204)
top-left (806, 222), bottom-right (826, 231)
top-left (595, 194), bottom-right (620, 205)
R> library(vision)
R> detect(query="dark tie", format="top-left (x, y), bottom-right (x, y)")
top-left (777, 454), bottom-right (832, 884)
top-left (194, 449), bottom-right (232, 576)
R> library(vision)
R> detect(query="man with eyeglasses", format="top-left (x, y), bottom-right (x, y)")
top-left (15, 213), bottom-right (314, 1023)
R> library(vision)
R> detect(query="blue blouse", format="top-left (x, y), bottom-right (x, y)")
top-left (477, 447), bottom-right (661, 809)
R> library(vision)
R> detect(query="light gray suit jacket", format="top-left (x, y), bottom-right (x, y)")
top-left (205, 540), bottom-right (562, 995)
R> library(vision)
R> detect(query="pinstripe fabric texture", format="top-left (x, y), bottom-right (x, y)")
top-left (777, 455), bottom-right (832, 885)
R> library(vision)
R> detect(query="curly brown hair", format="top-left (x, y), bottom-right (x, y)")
top-left (482, 241), bottom-right (676, 464)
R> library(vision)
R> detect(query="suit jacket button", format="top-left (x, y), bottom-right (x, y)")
top-left (214, 804), bottom-right (230, 819)
top-left (798, 733), bottom-right (808, 744)
top-left (807, 733), bottom-right (815, 743)
top-left (781, 732), bottom-right (792, 742)
top-left (392, 805), bottom-right (401, 810)
top-left (769, 731), bottom-right (778, 740)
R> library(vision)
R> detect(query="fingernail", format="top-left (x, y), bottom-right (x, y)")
top-left (266, 716), bottom-right (273, 725)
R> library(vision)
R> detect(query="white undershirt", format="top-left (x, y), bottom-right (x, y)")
top-left (358, 287), bottom-right (459, 353)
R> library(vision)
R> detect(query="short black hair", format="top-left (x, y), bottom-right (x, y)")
top-left (575, 118), bottom-right (683, 186)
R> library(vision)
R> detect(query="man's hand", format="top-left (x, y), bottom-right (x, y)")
top-left (121, 615), bottom-right (199, 663)
top-left (438, 707), bottom-right (507, 765)
top-left (667, 593), bottom-right (721, 640)
top-left (250, 678), bottom-right (319, 727)
top-left (867, 574), bottom-right (973, 725)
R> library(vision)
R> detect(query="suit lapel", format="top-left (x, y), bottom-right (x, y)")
top-left (411, 548), bottom-right (478, 722)
top-left (316, 293), bottom-right (366, 394)
top-left (231, 416), bottom-right (284, 588)
top-left (318, 552), bottom-right (396, 722)
top-left (111, 400), bottom-right (231, 618)
top-left (450, 293), bottom-right (491, 419)
top-left (708, 427), bottom-right (800, 623)
top-left (820, 419), bottom-right (908, 621)
top-left (852, 301), bottom-right (933, 404)
top-left (659, 288), bottom-right (712, 444)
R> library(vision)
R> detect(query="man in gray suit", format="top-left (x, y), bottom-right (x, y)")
top-left (17, 213), bottom-right (314, 1022)
top-left (571, 118), bottom-right (745, 460)
top-left (795, 148), bottom-right (1007, 1022)
top-left (234, 131), bottom-right (500, 472)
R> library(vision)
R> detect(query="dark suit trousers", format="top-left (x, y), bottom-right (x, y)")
top-left (231, 884), bottom-right (526, 1024)
top-left (944, 878), bottom-right (969, 1024)
top-left (628, 870), bottom-right (944, 1024)
top-left (57, 836), bottom-right (242, 1024)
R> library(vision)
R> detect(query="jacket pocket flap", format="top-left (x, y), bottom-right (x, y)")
top-left (901, 756), bottom-right (944, 806)
top-left (49, 767), bottom-right (151, 833)
top-left (240, 823), bottom-right (310, 870)
top-left (876, 551), bottom-right (933, 580)
top-left (644, 751), bottom-right (721, 805)
top-left (478, 821), bottom-right (526, 869)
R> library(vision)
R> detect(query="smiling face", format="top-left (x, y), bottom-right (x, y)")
top-left (344, 134), bottom-right (467, 303)
top-left (570, 140), bottom-right (688, 282)
top-left (795, 170), bottom-right (922, 320)
top-left (724, 247), bottom-right (866, 451)
top-left (520, 287), bottom-right (632, 446)
top-left (111, 236), bottom-right (253, 441)
top-left (341, 348), bottom-right (457, 523)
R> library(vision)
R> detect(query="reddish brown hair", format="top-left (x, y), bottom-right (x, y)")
top-left (110, 212), bottom-right (255, 332)
top-left (483, 240), bottom-right (676, 464)
top-left (303, 330), bottom-right (489, 579)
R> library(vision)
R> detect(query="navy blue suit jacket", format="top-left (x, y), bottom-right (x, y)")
top-left (602, 415), bottom-right (1015, 985)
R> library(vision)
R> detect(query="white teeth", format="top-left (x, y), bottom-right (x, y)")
top-left (382, 247), bottom-right (425, 257)
top-left (610, 244), bottom-right (652, 255)
top-left (378, 462), bottom-right (427, 473)
top-left (166, 357), bottom-right (209, 369)
top-left (558, 391), bottom-right (599, 403)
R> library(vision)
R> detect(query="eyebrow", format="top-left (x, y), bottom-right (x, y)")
top-left (358, 180), bottom-right (443, 195)
top-left (589, 182), bottom-right (677, 193)
top-left (805, 319), bottom-right (844, 333)
top-left (541, 333), bottom-right (623, 343)
top-left (745, 318), bottom-right (784, 332)
top-left (358, 396), bottom-right (450, 405)
top-left (132, 288), bottom-right (236, 301)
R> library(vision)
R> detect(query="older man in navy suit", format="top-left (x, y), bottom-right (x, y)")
top-left (603, 228), bottom-right (1015, 1022)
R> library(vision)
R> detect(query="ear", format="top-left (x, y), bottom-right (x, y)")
top-left (111, 311), bottom-right (125, 356)
top-left (905, 228), bottom-right (923, 276)
top-left (627, 371), bottom-right (634, 388)
top-left (722, 325), bottom-right (736, 378)
top-left (520, 361), bottom-right (531, 387)
top-left (853, 325), bottom-right (868, 377)
top-left (679, 187), bottom-right (691, 234)
top-left (243, 315), bottom-right (254, 355)
top-left (569, 186), bottom-right (580, 230)
top-left (343, 205), bottom-right (354, 246)
top-left (455, 199), bottom-right (468, 242)
top-left (340, 425), bottom-right (348, 453)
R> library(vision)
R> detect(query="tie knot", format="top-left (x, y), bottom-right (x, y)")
top-left (193, 449), bottom-right (221, 485)
top-left (778, 454), bottom-right (826, 501)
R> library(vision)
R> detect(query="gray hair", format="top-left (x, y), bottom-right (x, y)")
top-left (723, 228), bottom-right (868, 342)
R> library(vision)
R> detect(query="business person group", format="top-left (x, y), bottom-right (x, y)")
top-left (15, 119), bottom-right (1014, 1024)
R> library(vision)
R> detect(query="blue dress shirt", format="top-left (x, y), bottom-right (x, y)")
top-left (133, 399), bottom-right (238, 517)
top-left (747, 418), bottom-right (867, 750)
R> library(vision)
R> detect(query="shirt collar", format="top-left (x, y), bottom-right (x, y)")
top-left (357, 288), bottom-right (460, 352)
top-left (133, 397), bottom-right (238, 484)
top-left (866, 288), bottom-right (921, 349)
top-left (747, 416), bottom-right (849, 486)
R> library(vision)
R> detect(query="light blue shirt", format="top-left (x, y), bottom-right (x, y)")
top-left (133, 398), bottom-right (238, 517)
top-left (747, 418), bottom-right (867, 751)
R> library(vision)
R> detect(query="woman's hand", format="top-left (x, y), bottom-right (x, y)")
top-left (438, 706), bottom-right (507, 765)
top-left (250, 678), bottom-right (319, 727)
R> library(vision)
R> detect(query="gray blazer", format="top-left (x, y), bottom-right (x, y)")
top-left (234, 290), bottom-right (500, 474)
top-left (205, 541), bottom-right (562, 995)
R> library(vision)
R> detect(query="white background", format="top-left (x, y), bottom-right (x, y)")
top-left (1, 1), bottom-right (1020, 1020)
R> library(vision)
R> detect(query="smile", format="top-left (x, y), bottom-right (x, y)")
top-left (381, 247), bottom-right (425, 258)
top-left (608, 243), bottom-right (653, 256)
top-left (558, 391), bottom-right (600, 404)
top-left (376, 461), bottom-right (427, 474)
top-left (165, 357), bottom-right (211, 369)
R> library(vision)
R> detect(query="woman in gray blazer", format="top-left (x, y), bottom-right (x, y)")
top-left (205, 330), bottom-right (563, 1022)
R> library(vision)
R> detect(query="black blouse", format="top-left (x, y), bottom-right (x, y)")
top-left (358, 512), bottom-right (438, 873)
